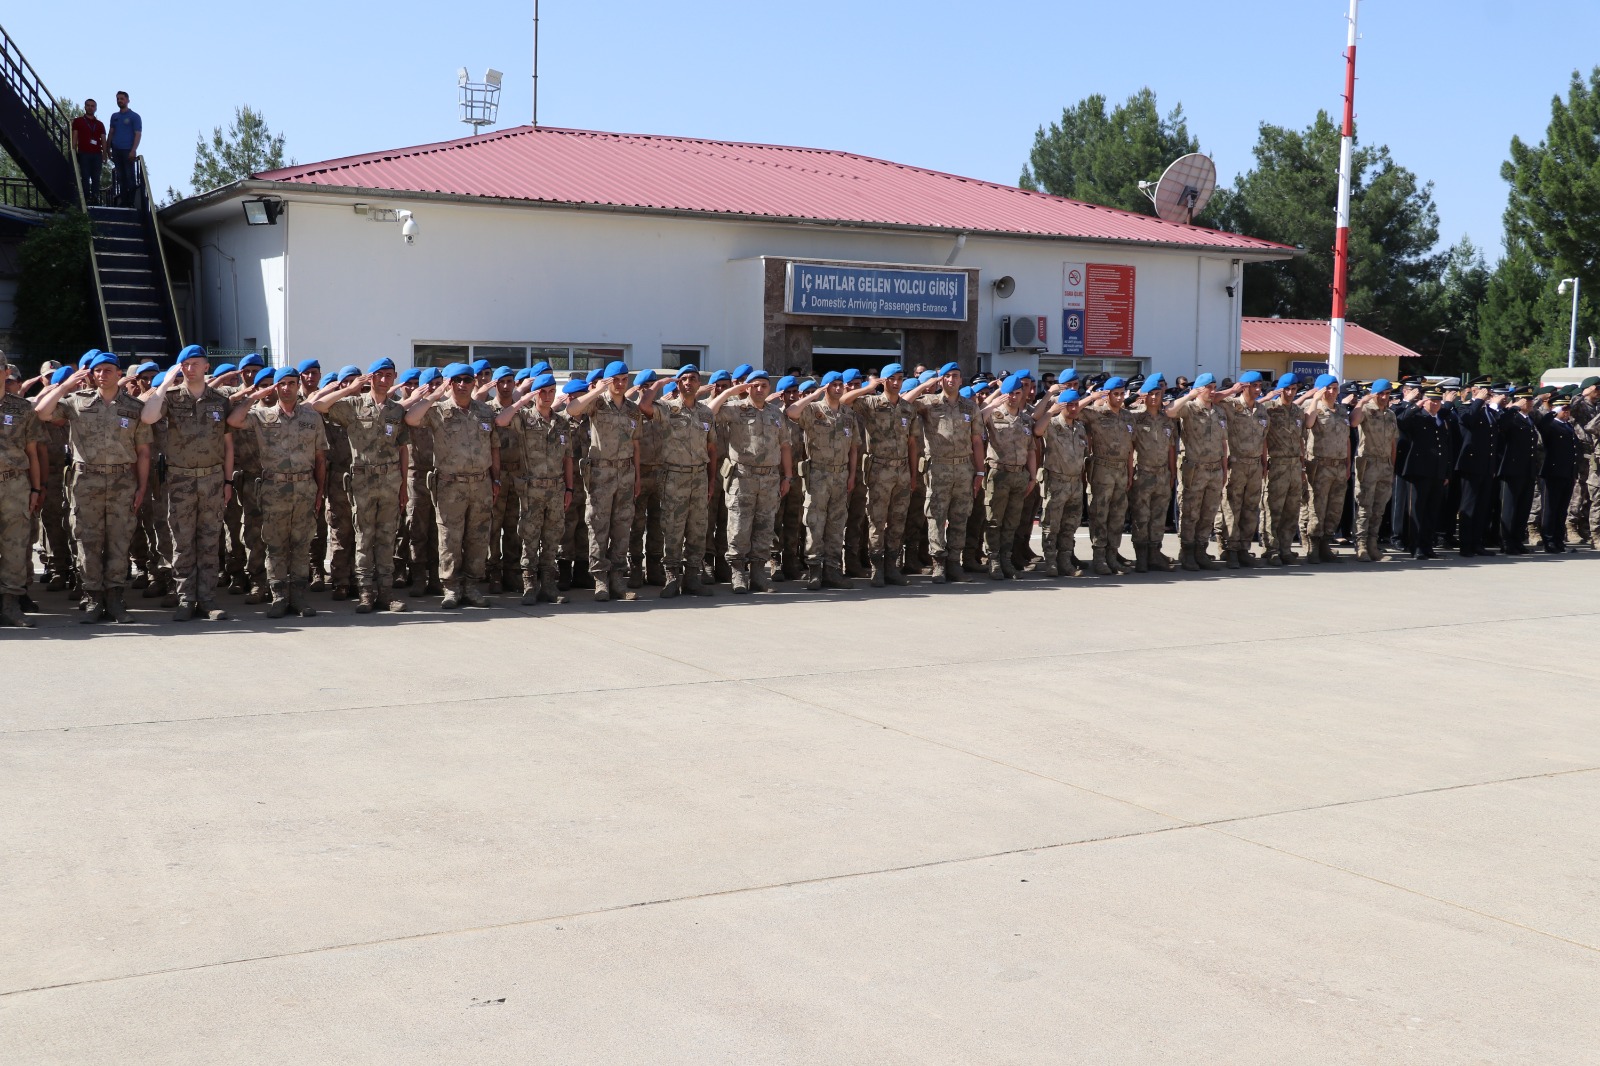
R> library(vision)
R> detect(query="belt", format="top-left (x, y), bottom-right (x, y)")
top-left (167, 464), bottom-right (223, 478)
top-left (868, 455), bottom-right (909, 464)
top-left (262, 471), bottom-right (313, 483)
top-left (808, 462), bottom-right (848, 473)
top-left (988, 462), bottom-right (1027, 472)
top-left (662, 462), bottom-right (707, 472)
top-left (438, 471), bottom-right (487, 482)
top-left (591, 457), bottom-right (633, 468)
top-left (732, 463), bottom-right (778, 475)
top-left (350, 461), bottom-right (399, 472)
top-left (1229, 455), bottom-right (1263, 464)
top-left (516, 474), bottom-right (564, 487)
top-left (74, 461), bottom-right (133, 471)
top-left (927, 458), bottom-right (974, 467)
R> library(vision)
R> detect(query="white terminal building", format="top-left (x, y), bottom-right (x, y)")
top-left (160, 124), bottom-right (1295, 380)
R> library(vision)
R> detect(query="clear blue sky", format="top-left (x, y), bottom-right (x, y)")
top-left (9, 1), bottom-right (1596, 258)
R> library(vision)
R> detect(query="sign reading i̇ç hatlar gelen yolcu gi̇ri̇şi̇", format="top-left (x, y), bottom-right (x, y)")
top-left (785, 263), bottom-right (968, 321)
top-left (1062, 262), bottom-right (1135, 357)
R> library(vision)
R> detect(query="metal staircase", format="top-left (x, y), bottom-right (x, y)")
top-left (1, 20), bottom-right (183, 357)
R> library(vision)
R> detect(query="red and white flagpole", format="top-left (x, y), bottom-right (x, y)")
top-left (1328, 0), bottom-right (1359, 381)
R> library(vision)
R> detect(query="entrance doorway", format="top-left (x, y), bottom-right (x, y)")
top-left (810, 327), bottom-right (903, 376)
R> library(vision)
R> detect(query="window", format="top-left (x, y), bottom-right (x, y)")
top-left (1040, 356), bottom-right (1147, 379)
top-left (661, 346), bottom-right (706, 369)
top-left (473, 345), bottom-right (528, 368)
top-left (811, 327), bottom-right (903, 356)
top-left (413, 344), bottom-right (469, 368)
top-left (412, 343), bottom-right (631, 372)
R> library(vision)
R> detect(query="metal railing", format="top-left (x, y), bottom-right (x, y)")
top-left (0, 175), bottom-right (50, 210)
top-left (137, 155), bottom-right (184, 348)
top-left (0, 21), bottom-right (70, 156)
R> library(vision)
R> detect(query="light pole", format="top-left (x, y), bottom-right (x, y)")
top-left (1558, 277), bottom-right (1580, 369)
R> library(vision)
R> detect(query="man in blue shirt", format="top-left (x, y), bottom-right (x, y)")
top-left (107, 90), bottom-right (142, 207)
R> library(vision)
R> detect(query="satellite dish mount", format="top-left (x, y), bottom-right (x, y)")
top-left (1140, 153), bottom-right (1217, 225)
top-left (458, 67), bottom-right (504, 130)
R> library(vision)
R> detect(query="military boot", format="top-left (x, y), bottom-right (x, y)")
top-left (1133, 544), bottom-right (1149, 573)
top-left (1367, 536), bottom-right (1386, 562)
top-left (309, 565), bottom-right (326, 592)
top-left (356, 587), bottom-right (378, 614)
top-left (1179, 544), bottom-right (1200, 572)
top-left (198, 601), bottom-right (230, 621)
top-left (988, 559), bottom-right (1006, 581)
top-left (822, 568), bottom-right (856, 590)
top-left (682, 568), bottom-right (713, 596)
top-left (288, 581), bottom-right (317, 618)
top-left (646, 556), bottom-right (667, 587)
top-left (104, 587), bottom-right (130, 623)
top-left (782, 553), bottom-right (805, 581)
top-left (1104, 538), bottom-right (1127, 574)
top-left (591, 575), bottom-right (610, 603)
top-left (1042, 549), bottom-right (1060, 578)
top-left (1224, 548), bottom-right (1241, 570)
top-left (1238, 548), bottom-right (1257, 568)
top-left (609, 569), bottom-right (636, 601)
top-left (999, 555), bottom-right (1018, 579)
top-left (1196, 545), bottom-right (1223, 571)
top-left (172, 601), bottom-right (196, 623)
top-left (79, 592), bottom-right (105, 624)
top-left (930, 558), bottom-right (948, 584)
top-left (869, 554), bottom-right (886, 588)
top-left (0, 594), bottom-right (34, 628)
top-left (484, 572), bottom-right (503, 595)
top-left (730, 567), bottom-right (751, 594)
top-left (540, 567), bottom-right (569, 605)
top-left (845, 554), bottom-right (871, 579)
top-left (462, 582), bottom-right (490, 608)
top-left (885, 557), bottom-right (909, 586)
top-left (750, 562), bottom-right (773, 593)
top-left (440, 583), bottom-right (464, 609)
top-left (946, 554), bottom-right (968, 582)
top-left (627, 555), bottom-right (644, 589)
top-left (266, 583), bottom-right (290, 618)
top-left (714, 557), bottom-right (733, 584)
top-left (803, 563), bottom-right (823, 590)
top-left (557, 559), bottom-right (574, 591)
top-left (1056, 551), bottom-right (1075, 578)
top-left (380, 586), bottom-right (405, 612)
top-left (411, 569), bottom-right (433, 597)
top-left (1092, 547), bottom-right (1112, 576)
top-left (520, 571), bottom-right (539, 606)
top-left (46, 569), bottom-right (67, 592)
top-left (425, 569), bottom-right (445, 595)
top-left (332, 583), bottom-right (352, 601)
top-left (660, 570), bottom-right (682, 598)
top-left (1319, 538), bottom-right (1342, 564)
top-left (130, 565), bottom-right (149, 589)
top-left (140, 570), bottom-right (162, 598)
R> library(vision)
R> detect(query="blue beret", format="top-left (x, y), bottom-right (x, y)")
top-left (418, 367), bottom-right (441, 386)
top-left (841, 369), bottom-right (862, 384)
top-left (318, 372), bottom-right (335, 389)
top-left (79, 350), bottom-right (101, 369)
top-left (604, 360), bottom-right (630, 380)
top-left (254, 368), bottom-right (276, 387)
top-left (732, 363), bottom-right (753, 380)
top-left (1015, 368), bottom-right (1032, 380)
top-left (1103, 376), bottom-right (1126, 390)
top-left (492, 366), bottom-right (516, 382)
top-left (660, 380), bottom-right (679, 396)
top-left (338, 365), bottom-right (361, 381)
top-left (1058, 388), bottom-right (1080, 404)
top-left (177, 344), bottom-right (207, 362)
top-left (469, 359), bottom-right (491, 374)
top-left (880, 363), bottom-right (905, 378)
top-left (1369, 378), bottom-right (1392, 394)
top-left (238, 353), bottom-right (265, 369)
top-left (135, 361), bottom-right (159, 377)
top-left (918, 370), bottom-right (938, 384)
top-left (675, 363), bottom-right (699, 377)
top-left (747, 369), bottom-right (770, 381)
top-left (938, 361), bottom-right (960, 376)
top-left (88, 353), bottom-right (120, 370)
top-left (1194, 372), bottom-right (1216, 388)
top-left (1314, 373), bottom-right (1338, 389)
top-left (633, 369), bottom-right (657, 387)
top-left (585, 368), bottom-right (604, 385)
top-left (1001, 375), bottom-right (1021, 395)
top-left (560, 379), bottom-right (588, 395)
top-left (274, 367), bottom-right (299, 384)
top-left (1139, 376), bottom-right (1163, 394)
top-left (1144, 372), bottom-right (1164, 387)
top-left (958, 386), bottom-right (974, 398)
top-left (1059, 368), bottom-right (1079, 383)
top-left (398, 367), bottom-right (422, 386)
top-left (50, 365), bottom-right (74, 385)
top-left (212, 363), bottom-right (237, 376)
top-left (530, 361), bottom-right (552, 376)
top-left (514, 368), bottom-right (533, 382)
top-left (1276, 372), bottom-right (1299, 389)
top-left (707, 370), bottom-right (731, 385)
top-left (1238, 371), bottom-right (1263, 385)
top-left (798, 380), bottom-right (817, 394)
top-left (820, 371), bottom-right (842, 387)
top-left (531, 373), bottom-right (557, 390)
top-left (775, 375), bottom-right (797, 391)
top-left (449, 362), bottom-right (479, 380)
top-left (368, 357), bottom-right (396, 375)
top-left (295, 358), bottom-right (320, 374)
top-left (151, 371), bottom-right (168, 388)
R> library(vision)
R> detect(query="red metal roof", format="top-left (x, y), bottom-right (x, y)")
top-left (255, 125), bottom-right (1293, 254)
top-left (1241, 317), bottom-right (1422, 359)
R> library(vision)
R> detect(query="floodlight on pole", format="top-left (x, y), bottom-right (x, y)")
top-left (1559, 277), bottom-right (1580, 369)
top-left (458, 67), bottom-right (503, 130)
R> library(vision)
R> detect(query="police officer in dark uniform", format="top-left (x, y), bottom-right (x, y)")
top-left (1397, 385), bottom-right (1451, 559)
top-left (1453, 378), bottom-right (1498, 557)
top-left (1388, 377), bottom-right (1422, 551)
top-left (1435, 379), bottom-right (1464, 547)
top-left (1536, 397), bottom-right (1580, 553)
top-left (1495, 387), bottom-right (1541, 555)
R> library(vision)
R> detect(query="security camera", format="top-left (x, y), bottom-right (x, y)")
top-left (1224, 284), bottom-right (1236, 298)
top-left (398, 210), bottom-right (417, 245)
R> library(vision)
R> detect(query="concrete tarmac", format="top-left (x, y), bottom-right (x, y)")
top-left (3, 538), bottom-right (1598, 1063)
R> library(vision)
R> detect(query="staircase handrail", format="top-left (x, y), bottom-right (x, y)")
top-left (136, 156), bottom-right (184, 349)
top-left (0, 21), bottom-right (71, 157)
top-left (76, 143), bottom-right (113, 352)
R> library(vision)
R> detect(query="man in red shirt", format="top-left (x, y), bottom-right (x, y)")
top-left (70, 99), bottom-right (106, 205)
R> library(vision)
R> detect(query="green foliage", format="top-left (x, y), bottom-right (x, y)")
top-left (14, 208), bottom-right (100, 360)
top-left (1213, 111), bottom-right (1443, 355)
top-left (0, 98), bottom-right (108, 206)
top-left (188, 105), bottom-right (288, 197)
top-left (1018, 88), bottom-right (1202, 217)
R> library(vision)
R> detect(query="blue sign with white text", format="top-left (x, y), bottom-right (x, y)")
top-left (786, 263), bottom-right (967, 321)
top-left (1062, 309), bottom-right (1085, 356)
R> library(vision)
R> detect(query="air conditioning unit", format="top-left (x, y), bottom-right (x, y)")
top-left (999, 314), bottom-right (1049, 352)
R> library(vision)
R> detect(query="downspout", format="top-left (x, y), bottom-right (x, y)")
top-left (1230, 260), bottom-right (1243, 379)
top-left (164, 226), bottom-right (204, 347)
top-left (944, 232), bottom-right (967, 266)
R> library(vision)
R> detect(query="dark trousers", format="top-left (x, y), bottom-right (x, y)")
top-left (1539, 476), bottom-right (1575, 547)
top-left (111, 147), bottom-right (136, 206)
top-left (1389, 476), bottom-right (1414, 549)
top-left (1406, 476), bottom-right (1444, 555)
top-left (76, 153), bottom-right (102, 204)
top-left (1458, 473), bottom-right (1492, 554)
top-left (1498, 476), bottom-right (1535, 552)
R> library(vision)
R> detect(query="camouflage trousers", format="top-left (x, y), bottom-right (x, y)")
top-left (132, 474), bottom-right (167, 577)
top-left (864, 457), bottom-right (912, 557)
top-left (629, 465), bottom-right (662, 563)
top-left (983, 466), bottom-right (1030, 561)
top-left (585, 459), bottom-right (635, 577)
top-left (706, 463), bottom-right (729, 571)
top-left (1353, 457), bottom-right (1395, 547)
top-left (435, 474), bottom-right (492, 584)
top-left (802, 464), bottom-right (850, 569)
top-left (405, 465), bottom-right (438, 576)
top-left (1037, 469), bottom-right (1085, 560)
top-left (350, 465), bottom-right (403, 589)
top-left (1304, 457), bottom-right (1348, 539)
top-left (903, 478), bottom-right (929, 564)
top-left (1086, 457), bottom-right (1129, 549)
top-left (1262, 457), bottom-right (1305, 552)
top-left (71, 466), bottom-right (138, 592)
top-left (773, 463), bottom-right (805, 567)
top-left (234, 468), bottom-right (267, 586)
top-left (0, 475), bottom-right (29, 594)
top-left (659, 465), bottom-right (710, 576)
top-left (165, 470), bottom-right (226, 606)
top-left (845, 474), bottom-right (869, 568)
top-left (1179, 461), bottom-right (1225, 544)
top-left (38, 457), bottom-right (71, 579)
top-left (1222, 458), bottom-right (1264, 552)
top-left (561, 469), bottom-right (588, 564)
top-left (515, 477), bottom-right (564, 574)
top-left (489, 470), bottom-right (522, 581)
top-left (259, 477), bottom-right (317, 586)
top-left (1130, 467), bottom-right (1172, 547)
top-left (322, 467), bottom-right (355, 584)
top-left (923, 460), bottom-right (975, 558)
top-left (724, 464), bottom-right (780, 567)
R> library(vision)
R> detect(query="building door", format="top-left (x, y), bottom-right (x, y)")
top-left (809, 327), bottom-right (903, 377)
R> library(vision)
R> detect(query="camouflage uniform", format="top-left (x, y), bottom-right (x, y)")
top-left (1173, 402), bottom-right (1228, 567)
top-left (35, 419), bottom-right (72, 588)
top-left (796, 399), bottom-right (859, 583)
top-left (1038, 413), bottom-right (1088, 576)
top-left (244, 402), bottom-right (326, 612)
top-left (488, 393), bottom-right (523, 590)
top-left (1261, 398), bottom-right (1307, 563)
top-left (220, 385), bottom-right (265, 595)
top-left (1353, 405), bottom-right (1399, 560)
top-left (653, 395), bottom-right (715, 594)
top-left (1582, 408), bottom-right (1600, 547)
top-left (319, 413), bottom-right (356, 592)
top-left (1304, 403), bottom-right (1352, 560)
top-left (404, 418), bottom-right (440, 595)
top-left (916, 391), bottom-right (980, 579)
top-left (628, 399), bottom-right (665, 587)
top-left (51, 390), bottom-right (150, 598)
top-left (1570, 397), bottom-right (1597, 542)
top-left (583, 393), bottom-right (641, 594)
top-left (1129, 405), bottom-right (1175, 570)
top-left (716, 398), bottom-right (787, 588)
top-left (1221, 399), bottom-right (1269, 563)
top-left (0, 391), bottom-right (43, 616)
top-left (1078, 404), bottom-right (1134, 574)
top-left (426, 397), bottom-right (498, 595)
top-left (560, 412), bottom-right (590, 588)
top-left (855, 392), bottom-right (918, 584)
top-left (772, 401), bottom-right (806, 578)
top-left (502, 405), bottom-right (571, 600)
top-left (980, 404), bottom-right (1034, 579)
top-left (157, 383), bottom-right (231, 611)
top-left (325, 392), bottom-right (409, 606)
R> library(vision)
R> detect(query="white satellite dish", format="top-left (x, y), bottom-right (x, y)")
top-left (1141, 153), bottom-right (1217, 225)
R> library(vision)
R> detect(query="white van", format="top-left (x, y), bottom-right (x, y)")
top-left (1538, 367), bottom-right (1597, 388)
